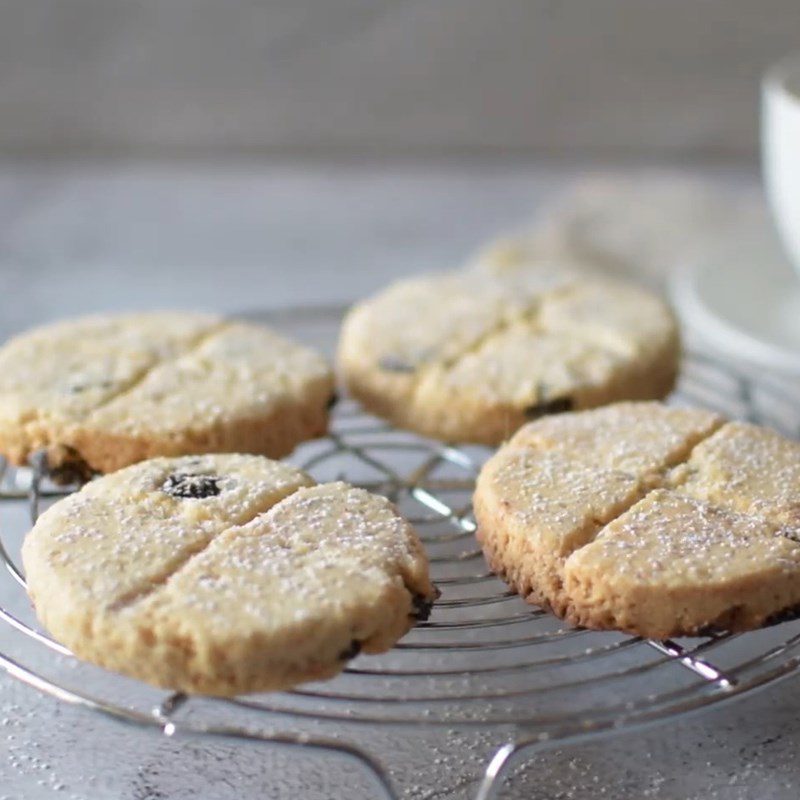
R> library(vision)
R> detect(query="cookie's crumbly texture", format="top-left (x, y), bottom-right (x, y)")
top-left (474, 402), bottom-right (800, 637)
top-left (0, 312), bottom-right (335, 472)
top-left (337, 262), bottom-right (679, 445)
top-left (22, 454), bottom-right (436, 695)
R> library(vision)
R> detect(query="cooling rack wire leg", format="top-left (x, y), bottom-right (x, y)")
top-left (176, 726), bottom-right (400, 800)
top-left (152, 694), bottom-right (399, 800)
top-left (475, 736), bottom-right (565, 800)
top-left (474, 742), bottom-right (524, 800)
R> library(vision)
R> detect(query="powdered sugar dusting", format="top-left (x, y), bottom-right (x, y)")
top-left (140, 481), bottom-right (432, 629)
top-left (478, 402), bottom-right (800, 633)
top-left (21, 454), bottom-right (435, 693)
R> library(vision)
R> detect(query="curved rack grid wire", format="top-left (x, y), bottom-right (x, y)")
top-left (2, 311), bottom-right (800, 799)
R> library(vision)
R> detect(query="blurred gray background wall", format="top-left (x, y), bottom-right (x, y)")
top-left (0, 0), bottom-right (798, 158)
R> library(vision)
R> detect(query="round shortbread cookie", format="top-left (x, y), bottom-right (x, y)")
top-left (0, 312), bottom-right (335, 472)
top-left (22, 454), bottom-right (436, 695)
top-left (474, 402), bottom-right (800, 638)
top-left (337, 263), bottom-right (679, 445)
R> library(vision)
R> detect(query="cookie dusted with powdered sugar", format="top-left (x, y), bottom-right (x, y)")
top-left (0, 312), bottom-right (335, 472)
top-left (22, 454), bottom-right (436, 695)
top-left (337, 261), bottom-right (679, 445)
top-left (475, 402), bottom-right (800, 638)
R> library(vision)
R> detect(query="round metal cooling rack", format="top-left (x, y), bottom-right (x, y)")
top-left (3, 306), bottom-right (800, 800)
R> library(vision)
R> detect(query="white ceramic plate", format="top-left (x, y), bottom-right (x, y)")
top-left (672, 228), bottom-right (800, 376)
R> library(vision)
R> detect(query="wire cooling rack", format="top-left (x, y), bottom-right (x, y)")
top-left (3, 306), bottom-right (800, 800)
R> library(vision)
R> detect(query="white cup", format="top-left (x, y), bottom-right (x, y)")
top-left (763, 54), bottom-right (800, 278)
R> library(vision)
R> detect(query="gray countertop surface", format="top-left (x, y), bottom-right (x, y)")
top-left (2, 158), bottom-right (800, 800)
